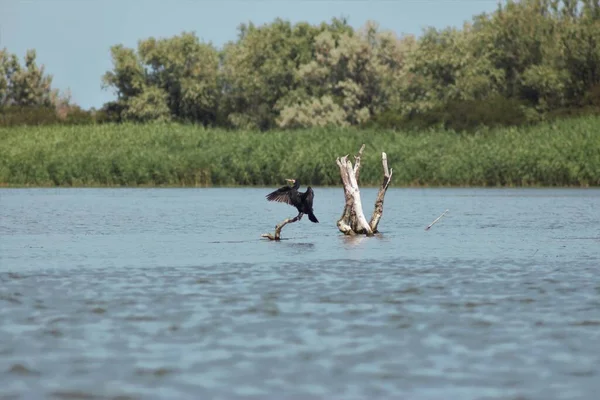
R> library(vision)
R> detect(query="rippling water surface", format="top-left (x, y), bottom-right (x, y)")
top-left (1, 187), bottom-right (599, 399)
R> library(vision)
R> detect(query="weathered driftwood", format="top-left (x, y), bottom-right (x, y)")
top-left (336, 144), bottom-right (393, 236)
top-left (261, 215), bottom-right (301, 241)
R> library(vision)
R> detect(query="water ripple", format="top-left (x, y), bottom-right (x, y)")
top-left (1, 188), bottom-right (599, 399)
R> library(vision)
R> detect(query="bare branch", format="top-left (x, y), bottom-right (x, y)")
top-left (369, 152), bottom-right (393, 233)
top-left (261, 215), bottom-right (301, 241)
top-left (382, 151), bottom-right (390, 178)
top-left (353, 144), bottom-right (366, 182)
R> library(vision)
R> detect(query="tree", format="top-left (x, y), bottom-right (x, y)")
top-left (102, 32), bottom-right (220, 124)
top-left (0, 50), bottom-right (10, 106)
top-left (97, 5), bottom-right (600, 130)
top-left (122, 85), bottom-right (171, 122)
top-left (220, 18), bottom-right (353, 130)
top-left (276, 22), bottom-right (413, 128)
top-left (388, 0), bottom-right (600, 125)
top-left (0, 48), bottom-right (61, 107)
top-left (558, 1), bottom-right (600, 105)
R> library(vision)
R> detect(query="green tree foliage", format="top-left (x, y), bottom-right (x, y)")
top-left (99, 1), bottom-right (598, 131)
top-left (0, 51), bottom-right (10, 105)
top-left (559, 0), bottom-right (600, 104)
top-left (219, 18), bottom-right (353, 130)
top-left (122, 86), bottom-right (171, 123)
top-left (8, 0), bottom-right (598, 130)
top-left (0, 48), bottom-right (59, 107)
top-left (102, 32), bottom-right (220, 124)
top-left (102, 45), bottom-right (145, 101)
top-left (276, 22), bottom-right (414, 128)
top-left (380, 0), bottom-right (600, 130)
top-left (0, 48), bottom-right (87, 126)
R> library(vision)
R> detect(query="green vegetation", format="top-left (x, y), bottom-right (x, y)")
top-left (2, 0), bottom-right (600, 130)
top-left (96, 0), bottom-right (600, 130)
top-left (0, 49), bottom-right (93, 126)
top-left (1, 116), bottom-right (598, 187)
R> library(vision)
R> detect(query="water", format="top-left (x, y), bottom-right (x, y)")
top-left (1, 187), bottom-right (599, 400)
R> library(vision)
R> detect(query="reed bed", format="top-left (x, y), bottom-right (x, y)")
top-left (1, 116), bottom-right (598, 187)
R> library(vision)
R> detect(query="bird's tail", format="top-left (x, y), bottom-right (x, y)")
top-left (308, 212), bottom-right (319, 223)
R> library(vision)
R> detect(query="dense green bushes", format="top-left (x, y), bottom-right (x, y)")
top-left (0, 106), bottom-right (60, 126)
top-left (0, 106), bottom-right (101, 127)
top-left (369, 96), bottom-right (533, 132)
top-left (1, 116), bottom-right (598, 187)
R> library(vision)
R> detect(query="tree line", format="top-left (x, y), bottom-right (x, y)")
top-left (2, 0), bottom-right (599, 131)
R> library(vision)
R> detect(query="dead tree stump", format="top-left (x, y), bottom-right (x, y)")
top-left (336, 144), bottom-right (393, 236)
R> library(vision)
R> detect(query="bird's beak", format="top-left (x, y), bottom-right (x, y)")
top-left (285, 178), bottom-right (295, 184)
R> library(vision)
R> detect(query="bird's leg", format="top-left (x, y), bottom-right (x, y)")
top-left (296, 212), bottom-right (304, 221)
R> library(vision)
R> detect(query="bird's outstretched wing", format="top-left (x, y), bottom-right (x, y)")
top-left (266, 185), bottom-right (293, 206)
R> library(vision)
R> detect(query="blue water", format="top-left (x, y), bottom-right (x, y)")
top-left (1, 188), bottom-right (599, 399)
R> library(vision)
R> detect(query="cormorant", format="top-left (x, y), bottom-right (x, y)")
top-left (266, 179), bottom-right (319, 223)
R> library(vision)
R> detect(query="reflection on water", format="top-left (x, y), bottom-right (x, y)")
top-left (281, 242), bottom-right (316, 250)
top-left (1, 188), bottom-right (599, 399)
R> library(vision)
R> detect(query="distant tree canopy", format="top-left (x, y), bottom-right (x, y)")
top-left (101, 32), bottom-right (220, 124)
top-left (101, 0), bottom-right (600, 130)
top-left (0, 48), bottom-right (65, 108)
top-left (0, 48), bottom-right (91, 126)
top-left (4, 0), bottom-right (600, 130)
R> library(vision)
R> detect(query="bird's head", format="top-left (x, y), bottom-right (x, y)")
top-left (285, 178), bottom-right (296, 185)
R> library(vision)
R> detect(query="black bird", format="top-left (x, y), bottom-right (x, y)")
top-left (266, 179), bottom-right (319, 223)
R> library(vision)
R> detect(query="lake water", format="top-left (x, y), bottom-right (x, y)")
top-left (1, 187), bottom-right (599, 400)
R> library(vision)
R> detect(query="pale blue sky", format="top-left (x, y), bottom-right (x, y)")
top-left (1, 0), bottom-right (499, 109)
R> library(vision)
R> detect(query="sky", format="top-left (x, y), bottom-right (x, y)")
top-left (1, 0), bottom-right (500, 110)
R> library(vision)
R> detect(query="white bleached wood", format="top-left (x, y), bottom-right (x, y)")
top-left (336, 144), bottom-right (393, 237)
top-left (369, 152), bottom-right (393, 233)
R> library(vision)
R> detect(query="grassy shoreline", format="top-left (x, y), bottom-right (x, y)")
top-left (1, 116), bottom-right (599, 188)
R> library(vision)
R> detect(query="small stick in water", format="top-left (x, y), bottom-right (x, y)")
top-left (531, 249), bottom-right (539, 257)
top-left (425, 209), bottom-right (449, 231)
